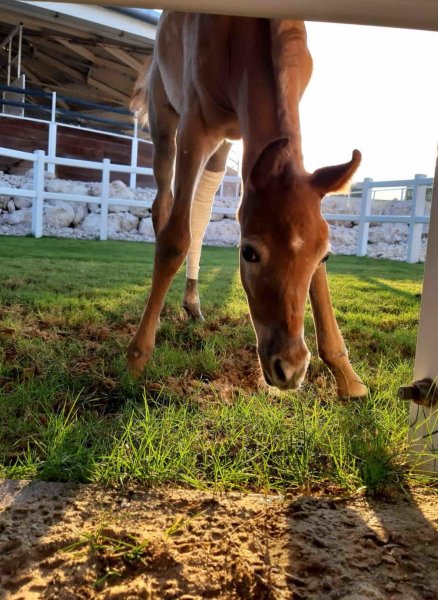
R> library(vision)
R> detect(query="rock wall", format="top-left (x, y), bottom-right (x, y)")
top-left (0, 171), bottom-right (429, 262)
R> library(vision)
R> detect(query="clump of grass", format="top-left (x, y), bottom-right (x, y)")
top-left (64, 524), bottom-right (155, 588)
top-left (0, 236), bottom-right (427, 493)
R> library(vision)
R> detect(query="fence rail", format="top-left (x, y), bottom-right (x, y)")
top-left (0, 84), bottom-right (136, 131)
top-left (0, 83), bottom-right (150, 189)
top-left (0, 145), bottom-right (433, 262)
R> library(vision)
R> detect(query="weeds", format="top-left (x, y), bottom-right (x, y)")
top-left (64, 524), bottom-right (152, 587)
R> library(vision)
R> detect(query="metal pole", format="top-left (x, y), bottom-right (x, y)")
top-left (100, 159), bottom-right (111, 241)
top-left (32, 150), bottom-right (45, 238)
top-left (7, 39), bottom-right (12, 86)
top-left (0, 24), bottom-right (21, 50)
top-left (356, 177), bottom-right (373, 256)
top-left (17, 25), bottom-right (22, 79)
top-left (130, 113), bottom-right (139, 190)
top-left (406, 174), bottom-right (427, 263)
top-left (47, 92), bottom-right (57, 175)
top-left (409, 152), bottom-right (438, 473)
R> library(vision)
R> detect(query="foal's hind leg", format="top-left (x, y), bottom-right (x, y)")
top-left (309, 264), bottom-right (368, 399)
top-left (148, 65), bottom-right (178, 236)
top-left (128, 109), bottom-right (221, 375)
top-left (183, 140), bottom-right (231, 320)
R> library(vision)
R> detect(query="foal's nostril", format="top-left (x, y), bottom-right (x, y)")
top-left (273, 358), bottom-right (286, 383)
top-left (264, 372), bottom-right (273, 386)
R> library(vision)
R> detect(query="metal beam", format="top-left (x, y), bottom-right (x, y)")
top-left (19, 63), bottom-right (44, 85)
top-left (23, 0), bottom-right (438, 31)
top-left (21, 57), bottom-right (66, 87)
top-left (1, 7), bottom-right (91, 40)
top-left (87, 75), bottom-right (130, 104)
top-left (0, 24), bottom-right (22, 50)
top-left (34, 49), bottom-right (86, 82)
top-left (20, 1), bottom-right (157, 43)
top-left (24, 34), bottom-right (90, 61)
top-left (100, 45), bottom-right (144, 72)
top-left (93, 55), bottom-right (143, 76)
top-left (51, 39), bottom-right (141, 75)
top-left (54, 37), bottom-right (95, 62)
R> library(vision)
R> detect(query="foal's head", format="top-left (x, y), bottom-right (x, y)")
top-left (239, 139), bottom-right (361, 390)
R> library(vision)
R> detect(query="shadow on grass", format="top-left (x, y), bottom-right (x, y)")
top-left (328, 255), bottom-right (424, 282)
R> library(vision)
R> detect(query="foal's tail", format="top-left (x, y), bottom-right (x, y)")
top-left (130, 57), bottom-right (152, 126)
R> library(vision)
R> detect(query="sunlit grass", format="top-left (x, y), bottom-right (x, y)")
top-left (0, 235), bottom-right (427, 493)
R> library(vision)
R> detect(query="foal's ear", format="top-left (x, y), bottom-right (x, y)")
top-left (249, 137), bottom-right (291, 190)
top-left (311, 149), bottom-right (361, 198)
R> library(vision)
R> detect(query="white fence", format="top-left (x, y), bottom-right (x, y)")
top-left (0, 145), bottom-right (433, 263)
top-left (0, 146), bottom-right (241, 240)
top-left (325, 174), bottom-right (432, 262)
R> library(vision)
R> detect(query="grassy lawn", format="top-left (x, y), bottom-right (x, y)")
top-left (0, 235), bottom-right (427, 492)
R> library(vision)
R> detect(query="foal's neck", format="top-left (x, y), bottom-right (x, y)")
top-left (235, 19), bottom-right (311, 184)
top-left (240, 101), bottom-right (304, 184)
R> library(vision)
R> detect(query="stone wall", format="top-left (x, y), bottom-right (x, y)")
top-left (0, 171), bottom-right (429, 261)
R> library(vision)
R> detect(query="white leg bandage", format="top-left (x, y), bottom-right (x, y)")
top-left (186, 169), bottom-right (225, 280)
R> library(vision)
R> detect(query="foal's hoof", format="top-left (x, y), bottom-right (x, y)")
top-left (182, 302), bottom-right (205, 321)
top-left (338, 378), bottom-right (368, 400)
top-left (127, 341), bottom-right (152, 377)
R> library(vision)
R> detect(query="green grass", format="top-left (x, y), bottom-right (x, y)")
top-left (0, 235), bottom-right (428, 492)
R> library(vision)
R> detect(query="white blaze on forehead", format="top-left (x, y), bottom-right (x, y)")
top-left (290, 235), bottom-right (304, 251)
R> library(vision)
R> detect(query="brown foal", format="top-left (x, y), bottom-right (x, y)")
top-left (128, 12), bottom-right (367, 398)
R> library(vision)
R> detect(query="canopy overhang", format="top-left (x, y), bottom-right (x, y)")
top-left (0, 1), bottom-right (156, 108)
top-left (24, 0), bottom-right (438, 31)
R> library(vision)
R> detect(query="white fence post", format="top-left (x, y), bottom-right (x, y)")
top-left (409, 157), bottom-right (438, 473)
top-left (356, 177), bottom-right (373, 256)
top-left (129, 113), bottom-right (139, 190)
top-left (47, 92), bottom-right (57, 175)
top-left (100, 158), bottom-right (110, 241)
top-left (31, 149), bottom-right (45, 238)
top-left (406, 173), bottom-right (428, 263)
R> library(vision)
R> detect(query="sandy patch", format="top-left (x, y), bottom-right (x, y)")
top-left (0, 481), bottom-right (437, 599)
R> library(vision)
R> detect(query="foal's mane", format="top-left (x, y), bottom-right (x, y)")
top-left (269, 20), bottom-right (313, 133)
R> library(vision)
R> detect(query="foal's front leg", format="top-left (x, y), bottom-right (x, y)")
top-left (309, 264), bottom-right (368, 398)
top-left (127, 115), bottom-right (220, 376)
top-left (183, 141), bottom-right (231, 320)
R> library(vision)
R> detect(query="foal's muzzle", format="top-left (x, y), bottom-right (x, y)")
top-left (260, 343), bottom-right (311, 390)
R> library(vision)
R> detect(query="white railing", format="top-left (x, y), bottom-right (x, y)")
top-left (325, 174), bottom-right (432, 263)
top-left (0, 145), bottom-right (432, 262)
top-left (0, 146), bottom-right (241, 241)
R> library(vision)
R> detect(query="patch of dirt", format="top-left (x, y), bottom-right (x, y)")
top-left (213, 347), bottom-right (263, 393)
top-left (139, 343), bottom-right (265, 406)
top-left (1, 481), bottom-right (438, 599)
top-left (0, 309), bottom-right (266, 404)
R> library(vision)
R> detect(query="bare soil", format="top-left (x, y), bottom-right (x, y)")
top-left (1, 481), bottom-right (438, 599)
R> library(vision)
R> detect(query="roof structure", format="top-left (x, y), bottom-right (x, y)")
top-left (0, 1), bottom-right (158, 112)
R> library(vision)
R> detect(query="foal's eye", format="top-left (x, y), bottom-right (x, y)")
top-left (241, 245), bottom-right (260, 263)
top-left (321, 254), bottom-right (330, 264)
